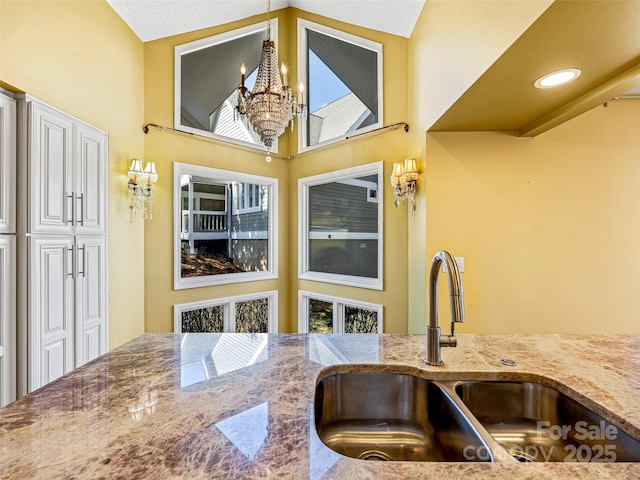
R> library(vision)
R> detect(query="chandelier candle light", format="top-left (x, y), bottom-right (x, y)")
top-left (128, 159), bottom-right (158, 221)
top-left (235, 0), bottom-right (306, 161)
top-left (390, 159), bottom-right (419, 210)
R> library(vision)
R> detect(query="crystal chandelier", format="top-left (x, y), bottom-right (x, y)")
top-left (236, 0), bottom-right (306, 159)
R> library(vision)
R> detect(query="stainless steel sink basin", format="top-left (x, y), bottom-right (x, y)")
top-left (314, 372), bottom-right (491, 462)
top-left (454, 380), bottom-right (640, 462)
top-left (314, 371), bottom-right (640, 463)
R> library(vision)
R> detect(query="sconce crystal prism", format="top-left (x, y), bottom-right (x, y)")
top-left (128, 159), bottom-right (158, 221)
top-left (390, 158), bottom-right (419, 210)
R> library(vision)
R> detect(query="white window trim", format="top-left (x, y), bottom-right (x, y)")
top-left (298, 162), bottom-right (383, 290)
top-left (297, 290), bottom-right (383, 334)
top-left (297, 18), bottom-right (384, 154)
top-left (174, 290), bottom-right (278, 333)
top-left (174, 162), bottom-right (278, 289)
top-left (174, 20), bottom-right (279, 154)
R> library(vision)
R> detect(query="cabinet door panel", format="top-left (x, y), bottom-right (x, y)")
top-left (75, 236), bottom-right (107, 367)
top-left (43, 341), bottom-right (66, 384)
top-left (30, 236), bottom-right (75, 391)
top-left (74, 123), bottom-right (107, 234)
top-left (0, 94), bottom-right (16, 234)
top-left (29, 102), bottom-right (74, 234)
top-left (0, 237), bottom-right (16, 406)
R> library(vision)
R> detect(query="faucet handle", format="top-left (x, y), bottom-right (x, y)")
top-left (439, 334), bottom-right (457, 348)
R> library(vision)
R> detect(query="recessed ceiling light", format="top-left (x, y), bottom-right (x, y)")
top-left (534, 68), bottom-right (582, 89)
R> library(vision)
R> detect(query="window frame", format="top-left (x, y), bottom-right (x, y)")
top-left (174, 20), bottom-right (279, 153)
top-left (297, 18), bottom-right (384, 153)
top-left (298, 161), bottom-right (384, 290)
top-left (174, 290), bottom-right (278, 333)
top-left (297, 290), bottom-right (383, 334)
top-left (174, 162), bottom-right (278, 290)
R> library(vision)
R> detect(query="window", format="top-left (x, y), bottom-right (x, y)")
top-left (174, 162), bottom-right (278, 289)
top-left (298, 291), bottom-right (382, 333)
top-left (232, 183), bottom-right (264, 214)
top-left (174, 21), bottom-right (278, 152)
top-left (299, 162), bottom-right (383, 289)
top-left (174, 291), bottom-right (278, 333)
top-left (298, 19), bottom-right (383, 151)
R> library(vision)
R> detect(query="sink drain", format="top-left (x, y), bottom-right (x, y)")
top-left (358, 450), bottom-right (392, 461)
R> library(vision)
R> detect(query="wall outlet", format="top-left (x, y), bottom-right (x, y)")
top-left (443, 256), bottom-right (464, 273)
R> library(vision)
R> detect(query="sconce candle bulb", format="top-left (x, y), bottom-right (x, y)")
top-left (128, 159), bottom-right (158, 221)
top-left (390, 158), bottom-right (419, 211)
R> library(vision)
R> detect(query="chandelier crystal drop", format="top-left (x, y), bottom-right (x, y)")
top-left (235, 0), bottom-right (306, 156)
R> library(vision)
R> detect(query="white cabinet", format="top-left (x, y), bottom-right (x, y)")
top-left (0, 91), bottom-right (17, 407)
top-left (28, 100), bottom-right (107, 235)
top-left (0, 93), bottom-right (16, 234)
top-left (74, 236), bottom-right (108, 367)
top-left (74, 122), bottom-right (107, 234)
top-left (28, 236), bottom-right (75, 391)
top-left (28, 235), bottom-right (107, 390)
top-left (17, 96), bottom-right (109, 394)
top-left (0, 237), bottom-right (16, 406)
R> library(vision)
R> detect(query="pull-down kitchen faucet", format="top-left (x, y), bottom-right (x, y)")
top-left (425, 251), bottom-right (466, 366)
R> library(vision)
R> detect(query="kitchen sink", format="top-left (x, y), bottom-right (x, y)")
top-left (454, 380), bottom-right (640, 462)
top-left (314, 372), bottom-right (491, 462)
top-left (314, 371), bottom-right (640, 463)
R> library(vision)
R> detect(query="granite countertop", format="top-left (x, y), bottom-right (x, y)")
top-left (1, 333), bottom-right (639, 479)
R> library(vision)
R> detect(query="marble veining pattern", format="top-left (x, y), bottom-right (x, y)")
top-left (0, 333), bottom-right (639, 479)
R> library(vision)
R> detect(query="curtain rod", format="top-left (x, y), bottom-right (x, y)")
top-left (143, 121), bottom-right (410, 160)
top-left (345, 122), bottom-right (409, 140)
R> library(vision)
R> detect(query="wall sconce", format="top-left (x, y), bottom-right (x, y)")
top-left (128, 159), bottom-right (158, 221)
top-left (390, 158), bottom-right (419, 210)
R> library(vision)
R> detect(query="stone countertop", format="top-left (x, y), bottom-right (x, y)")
top-left (1, 333), bottom-right (639, 479)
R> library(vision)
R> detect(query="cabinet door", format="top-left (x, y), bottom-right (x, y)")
top-left (74, 123), bottom-right (107, 234)
top-left (29, 236), bottom-right (75, 392)
top-left (0, 236), bottom-right (16, 406)
top-left (29, 101), bottom-right (74, 234)
top-left (0, 94), bottom-right (16, 234)
top-left (75, 236), bottom-right (108, 367)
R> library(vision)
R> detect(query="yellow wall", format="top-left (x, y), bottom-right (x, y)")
top-left (425, 100), bottom-right (640, 334)
top-left (288, 9), bottom-right (409, 333)
top-left (407, 0), bottom-right (556, 333)
top-left (0, 0), bottom-right (146, 348)
top-left (408, 1), bottom-right (639, 335)
top-left (143, 8), bottom-right (410, 333)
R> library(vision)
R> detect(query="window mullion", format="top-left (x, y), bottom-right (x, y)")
top-left (226, 301), bottom-right (236, 333)
top-left (335, 301), bottom-right (343, 333)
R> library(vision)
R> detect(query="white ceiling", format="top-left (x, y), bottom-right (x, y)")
top-left (106, 0), bottom-right (426, 42)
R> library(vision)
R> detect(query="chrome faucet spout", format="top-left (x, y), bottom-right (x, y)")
top-left (425, 251), bottom-right (466, 366)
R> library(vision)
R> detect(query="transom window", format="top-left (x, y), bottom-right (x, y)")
top-left (298, 19), bottom-right (383, 151)
top-left (174, 21), bottom-right (277, 152)
top-left (298, 291), bottom-right (383, 334)
top-left (174, 291), bottom-right (278, 333)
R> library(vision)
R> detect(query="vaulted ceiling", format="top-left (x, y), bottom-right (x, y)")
top-left (105, 0), bottom-right (425, 41)
top-left (107, 0), bottom-right (640, 137)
